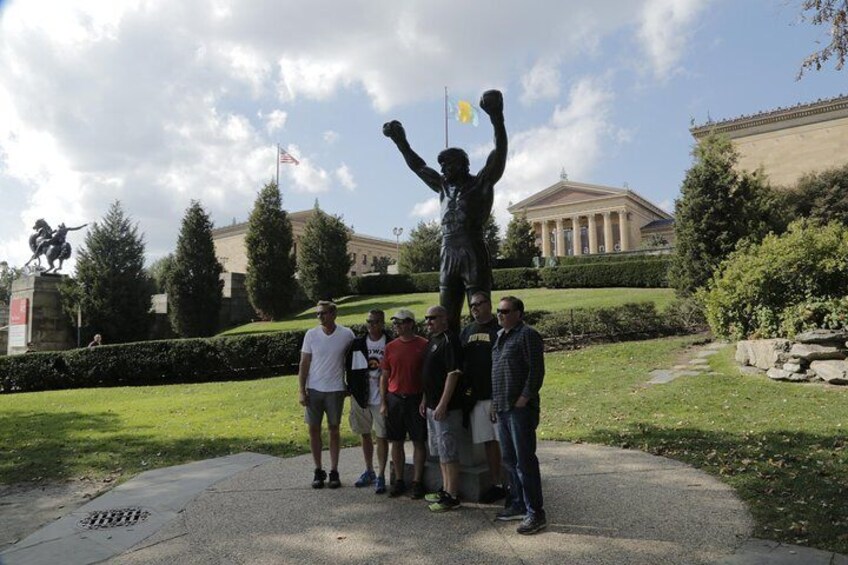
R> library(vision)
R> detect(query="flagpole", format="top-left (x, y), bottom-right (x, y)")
top-left (444, 86), bottom-right (449, 149)
top-left (276, 143), bottom-right (280, 187)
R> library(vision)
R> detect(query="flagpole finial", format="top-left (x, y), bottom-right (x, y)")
top-left (560, 167), bottom-right (568, 181)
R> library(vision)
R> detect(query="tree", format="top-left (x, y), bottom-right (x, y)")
top-left (484, 214), bottom-right (501, 260)
top-left (798, 0), bottom-right (848, 77)
top-left (147, 254), bottom-right (174, 293)
top-left (669, 134), bottom-right (782, 295)
top-left (370, 255), bottom-right (394, 275)
top-left (245, 181), bottom-right (296, 320)
top-left (0, 262), bottom-right (22, 304)
top-left (501, 214), bottom-right (541, 263)
top-left (61, 201), bottom-right (151, 343)
top-left (398, 221), bottom-right (441, 274)
top-left (298, 205), bottom-right (352, 302)
top-left (788, 162), bottom-right (848, 225)
top-left (166, 201), bottom-right (223, 337)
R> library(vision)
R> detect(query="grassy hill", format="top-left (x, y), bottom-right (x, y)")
top-left (221, 287), bottom-right (675, 334)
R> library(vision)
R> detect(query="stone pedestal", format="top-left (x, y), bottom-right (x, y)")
top-left (402, 426), bottom-right (493, 502)
top-left (7, 273), bottom-right (74, 355)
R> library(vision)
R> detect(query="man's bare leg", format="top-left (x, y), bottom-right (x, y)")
top-left (376, 437), bottom-right (388, 477)
top-left (329, 425), bottom-right (340, 471)
top-left (361, 434), bottom-right (374, 471)
top-left (309, 424), bottom-right (323, 469)
top-left (412, 441), bottom-right (426, 482)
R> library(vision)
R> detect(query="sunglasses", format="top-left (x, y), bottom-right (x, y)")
top-left (469, 301), bottom-right (488, 307)
top-left (366, 319), bottom-right (383, 324)
top-left (391, 319), bottom-right (410, 325)
top-left (317, 311), bottom-right (332, 317)
top-left (496, 308), bottom-right (513, 315)
top-left (424, 315), bottom-right (442, 321)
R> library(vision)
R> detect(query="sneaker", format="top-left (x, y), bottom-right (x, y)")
top-left (354, 469), bottom-right (376, 488)
top-left (410, 481), bottom-right (426, 500)
top-left (311, 468), bottom-right (327, 489)
top-left (495, 506), bottom-right (526, 521)
top-left (327, 470), bottom-right (341, 489)
top-left (428, 493), bottom-right (461, 513)
top-left (479, 484), bottom-right (507, 504)
top-left (374, 476), bottom-right (387, 494)
top-left (424, 489), bottom-right (448, 503)
top-left (389, 479), bottom-right (406, 497)
top-left (516, 514), bottom-right (547, 535)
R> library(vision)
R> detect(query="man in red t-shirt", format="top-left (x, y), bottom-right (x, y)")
top-left (380, 308), bottom-right (429, 498)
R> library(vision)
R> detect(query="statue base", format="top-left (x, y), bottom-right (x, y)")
top-left (7, 273), bottom-right (75, 355)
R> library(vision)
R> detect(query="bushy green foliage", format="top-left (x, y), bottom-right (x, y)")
top-left (349, 274), bottom-right (416, 295)
top-left (410, 272), bottom-right (440, 292)
top-left (0, 332), bottom-right (305, 393)
top-left (501, 214), bottom-right (540, 263)
top-left (700, 220), bottom-right (848, 340)
top-left (789, 162), bottom-right (848, 226)
top-left (492, 267), bottom-right (541, 289)
top-left (61, 201), bottom-right (151, 344)
top-left (297, 206), bottom-right (352, 301)
top-left (147, 254), bottom-right (174, 293)
top-left (531, 301), bottom-right (702, 339)
top-left (398, 221), bottom-right (441, 274)
top-left (553, 252), bottom-right (669, 266)
top-left (245, 182), bottom-right (296, 320)
top-left (370, 256), bottom-right (394, 275)
top-left (0, 262), bottom-right (22, 304)
top-left (540, 258), bottom-right (670, 288)
top-left (166, 201), bottom-right (223, 337)
top-left (484, 214), bottom-right (501, 260)
top-left (669, 134), bottom-right (784, 295)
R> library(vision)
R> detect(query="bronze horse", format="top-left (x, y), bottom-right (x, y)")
top-left (24, 219), bottom-right (87, 273)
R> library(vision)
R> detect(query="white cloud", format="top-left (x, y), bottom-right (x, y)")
top-left (323, 130), bottom-right (340, 144)
top-left (520, 60), bottom-right (561, 104)
top-left (410, 197), bottom-right (440, 219)
top-left (658, 198), bottom-right (674, 213)
top-left (638, 0), bottom-right (706, 79)
top-left (264, 110), bottom-right (288, 133)
top-left (283, 146), bottom-right (330, 194)
top-left (335, 164), bottom-right (356, 191)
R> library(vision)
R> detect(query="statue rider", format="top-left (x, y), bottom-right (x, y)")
top-left (383, 90), bottom-right (507, 333)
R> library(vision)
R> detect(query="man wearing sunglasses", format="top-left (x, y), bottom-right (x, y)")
top-left (299, 301), bottom-right (355, 489)
top-left (492, 296), bottom-right (547, 535)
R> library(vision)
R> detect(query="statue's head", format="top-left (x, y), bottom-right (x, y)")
top-left (33, 218), bottom-right (48, 231)
top-left (437, 148), bottom-right (470, 182)
top-left (58, 223), bottom-right (66, 229)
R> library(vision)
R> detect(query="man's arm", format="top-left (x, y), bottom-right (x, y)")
top-left (379, 368), bottom-right (390, 416)
top-left (518, 328), bottom-right (545, 405)
top-left (298, 352), bottom-right (312, 406)
top-left (383, 120), bottom-right (441, 192)
top-left (434, 369), bottom-right (462, 421)
top-left (477, 90), bottom-right (507, 184)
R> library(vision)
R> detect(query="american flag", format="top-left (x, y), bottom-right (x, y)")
top-left (279, 148), bottom-right (300, 165)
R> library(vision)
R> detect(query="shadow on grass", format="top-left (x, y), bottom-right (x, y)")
top-left (574, 424), bottom-right (847, 554)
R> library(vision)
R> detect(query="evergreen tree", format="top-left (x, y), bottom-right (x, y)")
top-left (166, 201), bottom-right (223, 337)
top-left (298, 205), bottom-right (352, 301)
top-left (398, 221), bottom-right (441, 274)
top-left (245, 181), bottom-right (296, 320)
top-left (669, 134), bottom-right (780, 295)
top-left (147, 254), bottom-right (174, 293)
top-left (370, 255), bottom-right (393, 275)
top-left (484, 214), bottom-right (501, 260)
top-left (60, 201), bottom-right (151, 343)
top-left (501, 214), bottom-right (541, 264)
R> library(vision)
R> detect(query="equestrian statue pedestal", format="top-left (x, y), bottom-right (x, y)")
top-left (7, 273), bottom-right (74, 355)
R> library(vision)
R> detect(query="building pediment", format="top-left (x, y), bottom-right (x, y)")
top-left (509, 180), bottom-right (624, 212)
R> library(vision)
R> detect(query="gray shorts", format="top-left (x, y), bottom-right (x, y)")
top-left (304, 389), bottom-right (346, 427)
top-left (426, 408), bottom-right (462, 463)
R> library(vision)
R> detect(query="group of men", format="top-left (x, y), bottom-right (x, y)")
top-left (297, 294), bottom-right (547, 535)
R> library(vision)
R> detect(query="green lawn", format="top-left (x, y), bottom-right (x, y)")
top-left (2, 334), bottom-right (845, 552)
top-left (221, 287), bottom-right (675, 334)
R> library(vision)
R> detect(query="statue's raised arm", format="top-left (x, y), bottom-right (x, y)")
top-left (477, 89), bottom-right (507, 184)
top-left (382, 120), bottom-right (441, 192)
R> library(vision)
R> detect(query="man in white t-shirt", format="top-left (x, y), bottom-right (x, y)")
top-left (299, 300), bottom-right (355, 489)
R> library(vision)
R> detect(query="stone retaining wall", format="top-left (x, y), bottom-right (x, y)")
top-left (736, 330), bottom-right (848, 385)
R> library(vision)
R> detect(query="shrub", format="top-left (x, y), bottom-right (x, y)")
top-left (349, 274), bottom-right (416, 295)
top-left (531, 302), bottom-right (697, 340)
top-left (0, 332), bottom-right (304, 394)
top-left (700, 219), bottom-right (848, 340)
top-left (540, 258), bottom-right (670, 288)
top-left (410, 272), bottom-right (441, 292)
top-left (492, 268), bottom-right (541, 290)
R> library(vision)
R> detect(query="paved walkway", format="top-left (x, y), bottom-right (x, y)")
top-left (3, 442), bottom-right (845, 565)
top-left (647, 341), bottom-right (730, 385)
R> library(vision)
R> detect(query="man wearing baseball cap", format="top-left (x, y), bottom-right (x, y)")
top-left (380, 308), bottom-right (429, 498)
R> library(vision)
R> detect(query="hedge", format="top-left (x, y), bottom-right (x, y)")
top-left (0, 331), bottom-right (305, 394)
top-left (533, 301), bottom-right (700, 339)
top-left (540, 258), bottom-right (670, 288)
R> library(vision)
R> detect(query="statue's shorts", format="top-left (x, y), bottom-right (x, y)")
top-left (440, 235), bottom-right (492, 292)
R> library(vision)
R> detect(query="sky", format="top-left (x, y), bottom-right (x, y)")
top-left (0, 0), bottom-right (846, 272)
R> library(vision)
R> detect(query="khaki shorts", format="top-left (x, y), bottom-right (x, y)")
top-left (349, 400), bottom-right (387, 438)
top-left (470, 399), bottom-right (497, 444)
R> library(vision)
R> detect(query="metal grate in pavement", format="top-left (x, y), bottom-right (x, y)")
top-left (78, 507), bottom-right (150, 530)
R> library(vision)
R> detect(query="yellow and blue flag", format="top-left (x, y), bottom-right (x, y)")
top-left (449, 99), bottom-right (479, 126)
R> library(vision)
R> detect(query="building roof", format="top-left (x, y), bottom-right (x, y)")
top-left (640, 218), bottom-right (675, 232)
top-left (690, 93), bottom-right (848, 139)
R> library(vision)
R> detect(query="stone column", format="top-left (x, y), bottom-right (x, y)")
top-left (587, 214), bottom-right (598, 254)
top-left (541, 220), bottom-right (551, 258)
top-left (555, 219), bottom-right (566, 257)
top-left (603, 211), bottom-right (613, 253)
top-left (571, 215), bottom-right (581, 256)
top-left (619, 209), bottom-right (630, 251)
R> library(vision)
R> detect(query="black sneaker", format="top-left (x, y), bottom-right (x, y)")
top-left (517, 514), bottom-right (547, 535)
top-left (312, 468), bottom-right (327, 489)
top-left (495, 506), bottom-right (526, 521)
top-left (410, 481), bottom-right (426, 499)
top-left (327, 469), bottom-right (341, 489)
top-left (479, 484), bottom-right (507, 504)
top-left (428, 493), bottom-right (461, 512)
top-left (389, 479), bottom-right (407, 497)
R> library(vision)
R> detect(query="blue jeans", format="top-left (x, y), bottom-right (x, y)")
top-left (497, 406), bottom-right (544, 519)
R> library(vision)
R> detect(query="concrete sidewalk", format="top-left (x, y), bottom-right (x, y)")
top-left (3, 442), bottom-right (845, 564)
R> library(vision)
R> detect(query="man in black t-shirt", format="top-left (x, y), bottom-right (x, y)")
top-left (460, 292), bottom-right (505, 504)
top-left (421, 305), bottom-right (464, 512)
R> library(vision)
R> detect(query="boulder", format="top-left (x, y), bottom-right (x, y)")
top-left (795, 329), bottom-right (848, 345)
top-left (782, 362), bottom-right (803, 373)
top-left (788, 343), bottom-right (846, 362)
top-left (767, 367), bottom-right (809, 382)
top-left (809, 361), bottom-right (848, 385)
top-left (737, 339), bottom-right (791, 370)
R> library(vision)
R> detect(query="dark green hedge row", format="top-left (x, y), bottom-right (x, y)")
top-left (0, 332), bottom-right (305, 394)
top-left (533, 301), bottom-right (701, 339)
top-left (540, 258), bottom-right (670, 288)
top-left (546, 252), bottom-right (669, 267)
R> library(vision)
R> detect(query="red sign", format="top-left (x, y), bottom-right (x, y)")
top-left (10, 298), bottom-right (28, 325)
